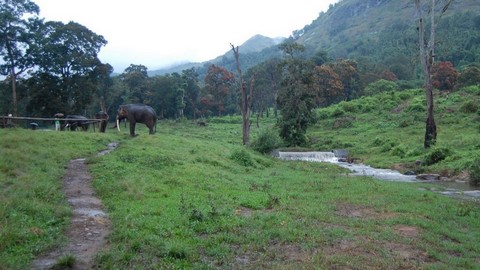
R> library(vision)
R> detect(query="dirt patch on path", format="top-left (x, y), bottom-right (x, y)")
top-left (31, 143), bottom-right (118, 269)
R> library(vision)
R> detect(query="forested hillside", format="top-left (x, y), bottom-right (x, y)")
top-left (152, 0), bottom-right (480, 80)
top-left (296, 0), bottom-right (480, 80)
top-left (2, 0), bottom-right (480, 136)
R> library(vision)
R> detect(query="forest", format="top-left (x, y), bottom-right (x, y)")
top-left (1, 0), bottom-right (480, 145)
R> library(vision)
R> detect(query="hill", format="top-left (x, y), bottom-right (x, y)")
top-left (148, 35), bottom-right (285, 76)
top-left (150, 0), bottom-right (480, 80)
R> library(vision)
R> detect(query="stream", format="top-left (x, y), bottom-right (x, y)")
top-left (277, 151), bottom-right (480, 201)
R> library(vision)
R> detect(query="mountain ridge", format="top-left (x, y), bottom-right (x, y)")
top-left (149, 0), bottom-right (480, 78)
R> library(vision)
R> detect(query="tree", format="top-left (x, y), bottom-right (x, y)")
top-left (0, 0), bottom-right (41, 115)
top-left (456, 65), bottom-right (480, 88)
top-left (121, 64), bottom-right (149, 104)
top-left (91, 63), bottom-right (114, 113)
top-left (182, 68), bottom-right (201, 119)
top-left (203, 64), bottom-right (235, 116)
top-left (415, 0), bottom-right (452, 148)
top-left (28, 20), bottom-right (107, 114)
top-left (431, 61), bottom-right (459, 91)
top-left (277, 42), bottom-right (317, 147)
top-left (312, 65), bottom-right (344, 106)
top-left (330, 59), bottom-right (361, 101)
top-left (231, 43), bottom-right (252, 145)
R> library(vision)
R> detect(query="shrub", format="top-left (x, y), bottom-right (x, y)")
top-left (469, 156), bottom-right (480, 186)
top-left (364, 79), bottom-right (399, 96)
top-left (251, 127), bottom-right (283, 154)
top-left (340, 101), bottom-right (358, 113)
top-left (460, 100), bottom-right (478, 113)
top-left (230, 149), bottom-right (254, 166)
top-left (424, 147), bottom-right (452, 166)
top-left (330, 107), bottom-right (345, 118)
top-left (372, 137), bottom-right (385, 146)
top-left (333, 116), bottom-right (355, 129)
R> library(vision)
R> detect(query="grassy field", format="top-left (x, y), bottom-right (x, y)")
top-left (1, 87), bottom-right (480, 269)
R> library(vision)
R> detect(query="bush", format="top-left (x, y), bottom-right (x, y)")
top-left (469, 156), bottom-right (480, 186)
top-left (364, 79), bottom-right (399, 96)
top-left (230, 149), bottom-right (254, 166)
top-left (331, 107), bottom-right (345, 118)
top-left (424, 147), bottom-right (452, 166)
top-left (460, 100), bottom-right (478, 113)
top-left (340, 101), bottom-right (358, 113)
top-left (251, 127), bottom-right (283, 154)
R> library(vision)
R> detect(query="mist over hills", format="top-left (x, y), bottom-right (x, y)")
top-left (149, 0), bottom-right (480, 78)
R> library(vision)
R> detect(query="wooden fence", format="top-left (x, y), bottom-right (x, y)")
top-left (0, 116), bottom-right (105, 132)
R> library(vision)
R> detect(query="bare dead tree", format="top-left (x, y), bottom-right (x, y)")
top-left (415, 0), bottom-right (452, 148)
top-left (230, 43), bottom-right (252, 145)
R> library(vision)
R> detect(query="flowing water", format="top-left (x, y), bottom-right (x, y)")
top-left (277, 151), bottom-right (480, 200)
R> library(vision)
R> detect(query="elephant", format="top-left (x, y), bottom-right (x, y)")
top-left (116, 104), bottom-right (157, 136)
top-left (61, 115), bottom-right (90, 131)
top-left (94, 111), bottom-right (109, 133)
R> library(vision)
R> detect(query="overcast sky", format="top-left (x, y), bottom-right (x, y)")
top-left (33, 0), bottom-right (338, 73)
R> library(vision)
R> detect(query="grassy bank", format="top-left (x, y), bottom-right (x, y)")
top-left (310, 87), bottom-right (480, 177)
top-left (1, 86), bottom-right (480, 269)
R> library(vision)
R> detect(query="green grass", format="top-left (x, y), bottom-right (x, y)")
top-left (1, 87), bottom-right (480, 269)
top-left (310, 87), bottom-right (480, 175)
top-left (0, 128), bottom-right (116, 269)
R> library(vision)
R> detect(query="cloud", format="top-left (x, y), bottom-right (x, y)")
top-left (34, 0), bottom-right (337, 72)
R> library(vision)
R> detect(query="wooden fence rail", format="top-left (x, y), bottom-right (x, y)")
top-left (0, 116), bottom-right (106, 132)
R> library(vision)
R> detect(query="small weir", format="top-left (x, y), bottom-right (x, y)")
top-left (277, 151), bottom-right (480, 200)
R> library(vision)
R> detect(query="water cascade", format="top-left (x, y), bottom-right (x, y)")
top-left (276, 151), bottom-right (480, 200)
top-left (277, 151), bottom-right (337, 162)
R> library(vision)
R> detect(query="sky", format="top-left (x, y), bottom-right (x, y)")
top-left (33, 0), bottom-right (339, 73)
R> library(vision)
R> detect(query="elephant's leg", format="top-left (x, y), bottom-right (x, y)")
top-left (129, 122), bottom-right (137, 136)
top-left (148, 122), bottom-right (154, 135)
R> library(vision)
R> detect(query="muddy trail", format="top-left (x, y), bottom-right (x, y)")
top-left (31, 143), bottom-right (118, 270)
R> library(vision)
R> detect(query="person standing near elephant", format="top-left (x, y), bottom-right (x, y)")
top-left (116, 104), bottom-right (157, 136)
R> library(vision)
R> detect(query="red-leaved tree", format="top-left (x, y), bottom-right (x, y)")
top-left (203, 65), bottom-right (235, 116)
top-left (431, 61), bottom-right (459, 91)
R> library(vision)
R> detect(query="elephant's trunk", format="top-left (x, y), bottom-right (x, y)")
top-left (116, 118), bottom-right (121, 132)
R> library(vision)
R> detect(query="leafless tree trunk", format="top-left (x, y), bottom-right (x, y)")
top-left (231, 44), bottom-right (252, 145)
top-left (415, 0), bottom-right (452, 148)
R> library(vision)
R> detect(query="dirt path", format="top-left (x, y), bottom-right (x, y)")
top-left (31, 143), bottom-right (118, 269)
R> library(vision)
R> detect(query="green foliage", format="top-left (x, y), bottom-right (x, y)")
top-left (251, 127), bottom-right (283, 154)
top-left (391, 145), bottom-right (407, 158)
top-left (468, 155), bottom-right (480, 186)
top-left (424, 147), bottom-right (452, 166)
top-left (229, 148), bottom-right (254, 167)
top-left (277, 54), bottom-right (317, 147)
top-left (0, 129), bottom-right (113, 269)
top-left (459, 100), bottom-right (478, 113)
top-left (3, 112), bottom-right (480, 269)
top-left (54, 255), bottom-right (76, 269)
top-left (364, 79), bottom-right (399, 96)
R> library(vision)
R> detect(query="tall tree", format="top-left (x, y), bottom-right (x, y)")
top-left (0, 0), bottom-right (41, 116)
top-left (277, 42), bottom-right (317, 147)
top-left (415, 0), bottom-right (452, 148)
top-left (312, 65), bottom-right (344, 106)
top-left (203, 64), bottom-right (235, 116)
top-left (231, 43), bottom-right (252, 146)
top-left (121, 64), bottom-right (149, 104)
top-left (182, 68), bottom-right (200, 120)
top-left (28, 20), bottom-right (107, 114)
